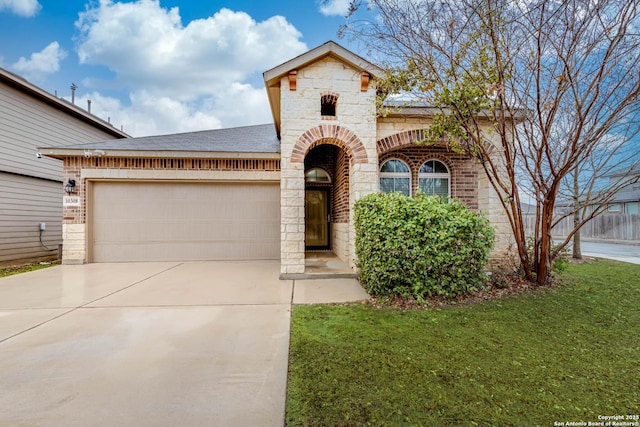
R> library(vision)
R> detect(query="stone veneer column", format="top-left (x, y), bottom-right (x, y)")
top-left (278, 56), bottom-right (379, 276)
top-left (347, 159), bottom-right (379, 269)
top-left (62, 158), bottom-right (86, 264)
top-left (476, 131), bottom-right (514, 262)
top-left (279, 160), bottom-right (306, 275)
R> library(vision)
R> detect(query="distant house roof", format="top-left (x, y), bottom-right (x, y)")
top-left (263, 41), bottom-right (383, 138)
top-left (609, 183), bottom-right (640, 203)
top-left (0, 67), bottom-right (129, 139)
top-left (40, 123), bottom-right (280, 160)
top-left (605, 163), bottom-right (640, 179)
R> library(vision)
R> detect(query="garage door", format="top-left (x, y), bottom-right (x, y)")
top-left (91, 181), bottom-right (280, 262)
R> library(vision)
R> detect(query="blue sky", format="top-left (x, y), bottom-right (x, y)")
top-left (0, 0), bottom-right (361, 136)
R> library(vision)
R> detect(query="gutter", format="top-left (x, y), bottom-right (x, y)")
top-left (38, 148), bottom-right (282, 160)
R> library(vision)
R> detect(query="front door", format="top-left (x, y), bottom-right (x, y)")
top-left (305, 189), bottom-right (329, 248)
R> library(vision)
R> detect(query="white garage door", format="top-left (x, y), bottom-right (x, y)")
top-left (91, 181), bottom-right (280, 262)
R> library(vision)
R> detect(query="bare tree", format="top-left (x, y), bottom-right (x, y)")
top-left (557, 132), bottom-right (639, 260)
top-left (341, 0), bottom-right (640, 284)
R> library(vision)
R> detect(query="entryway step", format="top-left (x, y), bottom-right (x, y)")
top-left (284, 272), bottom-right (359, 280)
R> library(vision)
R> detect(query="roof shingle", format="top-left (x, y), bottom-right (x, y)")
top-left (55, 123), bottom-right (280, 153)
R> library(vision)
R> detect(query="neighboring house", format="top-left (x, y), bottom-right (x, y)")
top-left (550, 166), bottom-right (640, 241)
top-left (40, 42), bottom-right (513, 277)
top-left (600, 166), bottom-right (640, 215)
top-left (0, 68), bottom-right (129, 264)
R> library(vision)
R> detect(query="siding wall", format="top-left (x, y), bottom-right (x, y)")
top-left (0, 81), bottom-right (125, 264)
top-left (0, 172), bottom-right (62, 263)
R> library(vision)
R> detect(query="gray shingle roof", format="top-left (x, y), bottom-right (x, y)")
top-left (59, 123), bottom-right (280, 153)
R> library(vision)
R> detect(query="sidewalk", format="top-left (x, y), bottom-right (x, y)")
top-left (558, 240), bottom-right (640, 265)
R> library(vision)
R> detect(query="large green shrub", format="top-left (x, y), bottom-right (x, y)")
top-left (354, 192), bottom-right (494, 301)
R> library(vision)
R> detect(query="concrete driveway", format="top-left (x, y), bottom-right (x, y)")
top-left (0, 261), bottom-right (293, 427)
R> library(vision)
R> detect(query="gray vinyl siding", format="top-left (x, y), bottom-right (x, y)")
top-left (0, 172), bottom-right (62, 263)
top-left (0, 83), bottom-right (120, 182)
top-left (0, 77), bottom-right (126, 263)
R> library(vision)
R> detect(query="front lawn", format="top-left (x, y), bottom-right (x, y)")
top-left (286, 259), bottom-right (640, 426)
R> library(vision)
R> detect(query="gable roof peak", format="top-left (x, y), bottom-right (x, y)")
top-left (263, 40), bottom-right (381, 82)
top-left (263, 41), bottom-right (382, 138)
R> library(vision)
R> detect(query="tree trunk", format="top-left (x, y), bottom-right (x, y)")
top-left (572, 171), bottom-right (582, 259)
top-left (572, 226), bottom-right (582, 259)
top-left (536, 197), bottom-right (555, 285)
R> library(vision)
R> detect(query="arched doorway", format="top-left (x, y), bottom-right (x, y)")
top-left (304, 144), bottom-right (350, 255)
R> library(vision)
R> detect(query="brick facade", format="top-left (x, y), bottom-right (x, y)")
top-left (304, 145), bottom-right (350, 224)
top-left (378, 146), bottom-right (478, 209)
top-left (333, 148), bottom-right (349, 223)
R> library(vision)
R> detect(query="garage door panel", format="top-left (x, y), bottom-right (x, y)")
top-left (91, 181), bottom-right (280, 262)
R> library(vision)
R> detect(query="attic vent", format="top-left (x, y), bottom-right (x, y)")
top-left (321, 92), bottom-right (339, 117)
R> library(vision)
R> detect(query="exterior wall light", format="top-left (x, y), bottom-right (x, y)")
top-left (65, 179), bottom-right (76, 195)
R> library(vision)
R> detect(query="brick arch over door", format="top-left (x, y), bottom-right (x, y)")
top-left (291, 124), bottom-right (368, 164)
top-left (377, 129), bottom-right (449, 154)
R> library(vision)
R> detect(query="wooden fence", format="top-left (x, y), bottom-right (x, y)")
top-left (524, 214), bottom-right (640, 241)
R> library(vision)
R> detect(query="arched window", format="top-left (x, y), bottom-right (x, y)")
top-left (305, 168), bottom-right (331, 183)
top-left (379, 159), bottom-right (411, 196)
top-left (418, 160), bottom-right (450, 198)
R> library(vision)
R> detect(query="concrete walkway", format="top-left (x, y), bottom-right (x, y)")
top-left (0, 261), bottom-right (369, 426)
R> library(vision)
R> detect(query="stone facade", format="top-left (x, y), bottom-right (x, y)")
top-left (279, 56), bottom-right (379, 276)
top-left (54, 42), bottom-right (515, 271)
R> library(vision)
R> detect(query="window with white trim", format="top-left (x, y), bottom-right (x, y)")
top-left (380, 159), bottom-right (411, 196)
top-left (418, 160), bottom-right (450, 198)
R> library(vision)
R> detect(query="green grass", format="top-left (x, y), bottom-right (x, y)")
top-left (0, 262), bottom-right (56, 278)
top-left (286, 259), bottom-right (640, 426)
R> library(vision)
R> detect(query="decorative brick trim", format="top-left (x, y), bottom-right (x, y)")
top-left (64, 157), bottom-right (280, 171)
top-left (291, 124), bottom-right (368, 164)
top-left (320, 91), bottom-right (339, 104)
top-left (377, 129), bottom-right (448, 154)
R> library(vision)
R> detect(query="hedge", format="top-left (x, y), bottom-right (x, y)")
top-left (354, 192), bottom-right (494, 301)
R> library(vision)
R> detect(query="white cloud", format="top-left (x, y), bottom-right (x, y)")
top-left (72, 0), bottom-right (307, 136)
top-left (318, 0), bottom-right (352, 16)
top-left (74, 82), bottom-right (273, 137)
top-left (11, 42), bottom-right (67, 80)
top-left (0, 0), bottom-right (40, 17)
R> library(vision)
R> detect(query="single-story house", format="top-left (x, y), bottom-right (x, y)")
top-left (40, 41), bottom-right (512, 278)
top-left (0, 67), bottom-right (128, 264)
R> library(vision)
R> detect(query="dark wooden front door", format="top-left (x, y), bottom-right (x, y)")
top-left (305, 189), bottom-right (330, 248)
